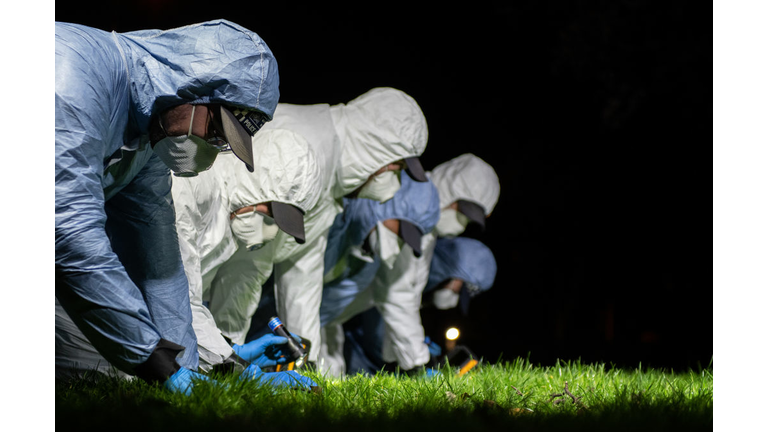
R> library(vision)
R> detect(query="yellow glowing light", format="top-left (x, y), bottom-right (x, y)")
top-left (446, 327), bottom-right (460, 340)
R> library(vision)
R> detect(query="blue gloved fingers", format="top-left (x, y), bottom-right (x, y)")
top-left (288, 331), bottom-right (304, 344)
top-left (428, 342), bottom-right (442, 357)
top-left (239, 363), bottom-right (264, 381)
top-left (259, 334), bottom-right (291, 346)
top-left (164, 367), bottom-right (212, 395)
top-left (232, 334), bottom-right (289, 363)
top-left (257, 371), bottom-right (316, 389)
top-left (423, 368), bottom-right (442, 379)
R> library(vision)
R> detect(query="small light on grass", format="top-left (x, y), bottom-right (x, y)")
top-left (446, 327), bottom-right (460, 340)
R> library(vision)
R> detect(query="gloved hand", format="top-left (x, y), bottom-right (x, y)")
top-left (423, 368), bottom-right (442, 379)
top-left (240, 364), bottom-right (317, 390)
top-left (232, 332), bottom-right (302, 367)
top-left (163, 367), bottom-right (214, 396)
top-left (424, 336), bottom-right (442, 357)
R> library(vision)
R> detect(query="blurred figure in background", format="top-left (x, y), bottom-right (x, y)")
top-left (341, 153), bottom-right (500, 373)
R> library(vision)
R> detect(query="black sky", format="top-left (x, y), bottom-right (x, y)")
top-left (56, 0), bottom-right (712, 370)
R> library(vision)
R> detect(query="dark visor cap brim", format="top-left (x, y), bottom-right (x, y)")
top-left (218, 106), bottom-right (255, 172)
top-left (457, 200), bottom-right (487, 230)
top-left (404, 157), bottom-right (428, 182)
top-left (459, 285), bottom-right (471, 316)
top-left (399, 220), bottom-right (423, 257)
top-left (271, 202), bottom-right (306, 244)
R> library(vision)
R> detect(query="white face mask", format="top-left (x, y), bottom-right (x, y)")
top-left (432, 287), bottom-right (460, 310)
top-left (230, 210), bottom-right (280, 251)
top-left (367, 221), bottom-right (403, 269)
top-left (434, 208), bottom-right (470, 237)
top-left (357, 170), bottom-right (401, 203)
top-left (153, 105), bottom-right (219, 177)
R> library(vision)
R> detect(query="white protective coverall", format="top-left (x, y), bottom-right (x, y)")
top-left (359, 153), bottom-right (500, 370)
top-left (173, 129), bottom-right (321, 371)
top-left (206, 87), bottom-right (429, 362)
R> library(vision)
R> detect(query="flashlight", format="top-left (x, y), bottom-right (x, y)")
top-left (268, 316), bottom-right (308, 369)
top-left (445, 327), bottom-right (459, 351)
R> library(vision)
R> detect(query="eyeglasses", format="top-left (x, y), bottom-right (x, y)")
top-left (207, 109), bottom-right (231, 152)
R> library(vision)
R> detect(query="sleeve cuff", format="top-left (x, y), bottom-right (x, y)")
top-left (133, 339), bottom-right (184, 384)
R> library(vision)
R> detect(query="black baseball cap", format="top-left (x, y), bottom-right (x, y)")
top-left (404, 157), bottom-right (428, 182)
top-left (271, 202), bottom-right (306, 244)
top-left (457, 200), bottom-right (487, 231)
top-left (399, 220), bottom-right (423, 257)
top-left (216, 105), bottom-right (269, 173)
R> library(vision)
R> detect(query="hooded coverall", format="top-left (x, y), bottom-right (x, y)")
top-left (55, 20), bottom-right (279, 381)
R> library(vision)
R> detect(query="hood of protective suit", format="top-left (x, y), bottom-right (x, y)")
top-left (330, 87), bottom-right (428, 198)
top-left (116, 19), bottom-right (279, 132)
top-left (425, 237), bottom-right (497, 293)
top-left (324, 171), bottom-right (440, 273)
top-left (428, 153), bottom-right (500, 214)
top-left (215, 129), bottom-right (322, 215)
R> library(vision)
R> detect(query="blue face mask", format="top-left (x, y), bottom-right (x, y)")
top-left (153, 105), bottom-right (220, 177)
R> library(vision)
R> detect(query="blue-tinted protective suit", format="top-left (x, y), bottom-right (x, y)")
top-left (425, 237), bottom-right (498, 293)
top-left (55, 20), bottom-right (279, 380)
top-left (344, 237), bottom-right (497, 375)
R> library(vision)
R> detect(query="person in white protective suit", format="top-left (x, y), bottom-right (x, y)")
top-left (317, 171), bottom-right (441, 376)
top-left (55, 130), bottom-right (321, 388)
top-left (342, 236), bottom-right (498, 376)
top-left (204, 87), bottom-right (431, 365)
top-left (173, 129), bottom-right (322, 386)
top-left (334, 153), bottom-right (501, 373)
top-left (55, 19), bottom-right (280, 394)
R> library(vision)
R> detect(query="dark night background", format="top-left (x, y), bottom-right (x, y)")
top-left (56, 1), bottom-right (712, 371)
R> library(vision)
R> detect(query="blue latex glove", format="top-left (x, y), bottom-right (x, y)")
top-left (424, 336), bottom-right (442, 357)
top-left (424, 368), bottom-right (442, 379)
top-left (240, 364), bottom-right (317, 389)
top-left (232, 332), bottom-right (303, 367)
top-left (163, 367), bottom-right (214, 395)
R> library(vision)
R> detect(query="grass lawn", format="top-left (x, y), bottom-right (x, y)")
top-left (56, 358), bottom-right (713, 432)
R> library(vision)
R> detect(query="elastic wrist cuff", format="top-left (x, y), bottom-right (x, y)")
top-left (133, 339), bottom-right (183, 384)
top-left (211, 352), bottom-right (250, 375)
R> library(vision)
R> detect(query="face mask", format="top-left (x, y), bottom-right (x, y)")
top-left (367, 221), bottom-right (403, 269)
top-left (153, 105), bottom-right (219, 177)
top-left (230, 210), bottom-right (280, 251)
top-left (434, 208), bottom-right (470, 237)
top-left (357, 170), bottom-right (401, 202)
top-left (432, 287), bottom-right (460, 310)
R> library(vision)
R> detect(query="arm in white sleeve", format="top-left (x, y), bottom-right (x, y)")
top-left (372, 232), bottom-right (437, 370)
top-left (207, 245), bottom-right (275, 345)
top-left (273, 232), bottom-right (328, 362)
top-left (172, 178), bottom-right (235, 372)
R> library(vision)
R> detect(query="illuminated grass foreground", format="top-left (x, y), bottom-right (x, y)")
top-left (56, 358), bottom-right (713, 432)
